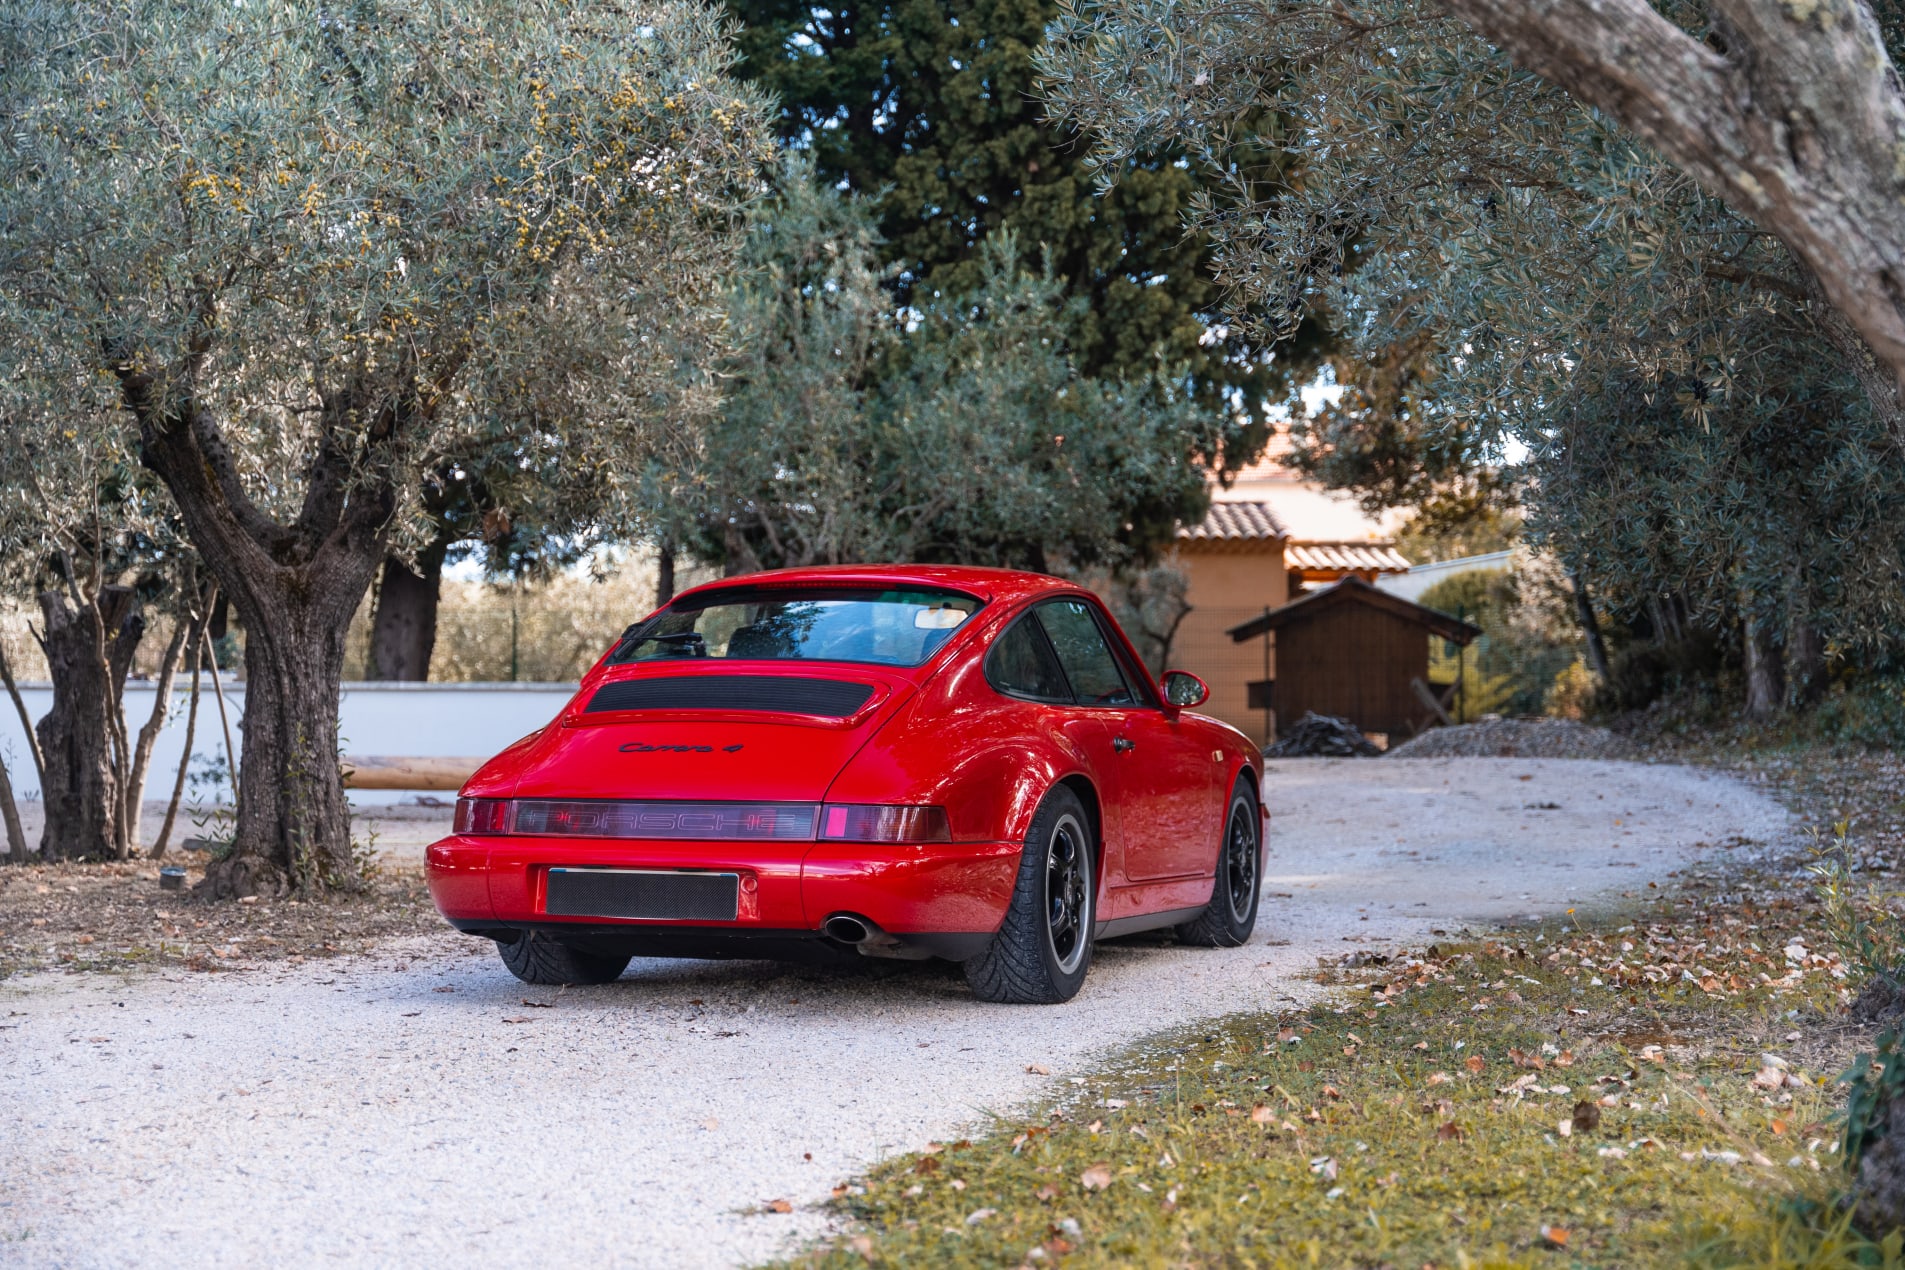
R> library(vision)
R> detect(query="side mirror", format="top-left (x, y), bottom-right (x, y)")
top-left (1161, 670), bottom-right (1209, 709)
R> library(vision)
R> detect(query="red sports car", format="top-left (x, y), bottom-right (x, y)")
top-left (426, 565), bottom-right (1265, 1003)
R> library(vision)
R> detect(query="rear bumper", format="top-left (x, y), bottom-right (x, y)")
top-left (425, 833), bottom-right (1019, 960)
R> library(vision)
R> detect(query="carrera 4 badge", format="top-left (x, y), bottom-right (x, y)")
top-left (619, 742), bottom-right (745, 754)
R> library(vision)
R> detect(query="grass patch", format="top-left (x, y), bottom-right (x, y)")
top-left (785, 859), bottom-right (1903, 1267)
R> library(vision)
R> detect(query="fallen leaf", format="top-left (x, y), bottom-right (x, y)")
top-left (1464, 1055), bottom-right (1486, 1073)
top-left (1436, 1121), bottom-right (1466, 1142)
top-left (965, 1208), bottom-right (996, 1225)
top-left (914, 1156), bottom-right (940, 1175)
top-left (1081, 1163), bottom-right (1113, 1191)
top-left (1026, 1064), bottom-right (1051, 1075)
top-left (1035, 1184), bottom-right (1059, 1201)
top-left (1540, 1224), bottom-right (1570, 1248)
top-left (1558, 1119), bottom-right (1573, 1138)
top-left (763, 1198), bottom-right (792, 1214)
top-left (433, 985), bottom-right (455, 993)
top-left (1427, 1072), bottom-right (1453, 1086)
top-left (1771, 1118), bottom-right (1790, 1136)
top-left (700, 1117), bottom-right (719, 1131)
top-left (1572, 1100), bottom-right (1602, 1133)
top-left (500, 1016), bottom-right (536, 1024)
top-left (520, 999), bottom-right (554, 1008)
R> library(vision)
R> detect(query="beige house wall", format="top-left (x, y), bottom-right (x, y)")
top-left (1169, 544), bottom-right (1290, 744)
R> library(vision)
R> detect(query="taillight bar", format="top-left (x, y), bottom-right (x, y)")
top-left (454, 798), bottom-right (950, 843)
top-left (818, 804), bottom-right (951, 843)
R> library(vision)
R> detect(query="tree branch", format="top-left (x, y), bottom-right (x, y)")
top-left (1438, 0), bottom-right (1905, 404)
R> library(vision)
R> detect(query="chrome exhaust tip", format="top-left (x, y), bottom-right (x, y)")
top-left (823, 914), bottom-right (872, 944)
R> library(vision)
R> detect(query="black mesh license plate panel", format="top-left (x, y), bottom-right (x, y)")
top-left (544, 869), bottom-right (739, 921)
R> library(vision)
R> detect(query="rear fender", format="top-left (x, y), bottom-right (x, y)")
top-left (822, 656), bottom-right (1093, 845)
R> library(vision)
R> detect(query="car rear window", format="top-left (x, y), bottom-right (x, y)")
top-left (609, 587), bottom-right (982, 669)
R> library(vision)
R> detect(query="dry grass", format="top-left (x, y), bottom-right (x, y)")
top-left (777, 739), bottom-right (1905, 1269)
top-left (0, 855), bottom-right (440, 978)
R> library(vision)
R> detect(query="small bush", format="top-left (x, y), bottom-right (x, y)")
top-left (1815, 676), bottom-right (1905, 750)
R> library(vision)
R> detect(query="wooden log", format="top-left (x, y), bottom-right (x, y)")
top-left (341, 755), bottom-right (484, 791)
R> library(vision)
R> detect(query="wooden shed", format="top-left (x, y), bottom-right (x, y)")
top-left (1225, 576), bottom-right (1481, 741)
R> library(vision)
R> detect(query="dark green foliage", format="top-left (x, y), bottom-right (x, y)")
top-left (1418, 568), bottom-right (1579, 719)
top-left (1815, 676), bottom-right (1905, 751)
top-left (673, 171), bottom-right (1217, 574)
top-left (724, 0), bottom-right (1323, 481)
top-left (1042, 0), bottom-right (1905, 712)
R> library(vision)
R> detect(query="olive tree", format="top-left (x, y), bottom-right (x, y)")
top-left (0, 0), bottom-right (772, 894)
top-left (679, 171), bottom-right (1223, 575)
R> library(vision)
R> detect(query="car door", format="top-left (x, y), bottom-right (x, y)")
top-left (1032, 598), bottom-right (1217, 882)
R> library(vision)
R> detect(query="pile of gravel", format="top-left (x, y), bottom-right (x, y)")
top-left (1384, 717), bottom-right (1633, 759)
top-left (1264, 712), bottom-right (1382, 758)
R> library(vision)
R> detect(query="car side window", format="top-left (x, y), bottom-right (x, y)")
top-left (984, 614), bottom-right (1074, 703)
top-left (1035, 600), bottom-right (1136, 706)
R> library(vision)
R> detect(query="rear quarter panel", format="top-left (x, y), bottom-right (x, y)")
top-left (820, 649), bottom-right (1091, 846)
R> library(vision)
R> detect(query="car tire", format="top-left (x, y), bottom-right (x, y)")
top-left (496, 931), bottom-right (632, 986)
top-left (1176, 779), bottom-right (1262, 948)
top-left (964, 785), bottom-right (1096, 1004)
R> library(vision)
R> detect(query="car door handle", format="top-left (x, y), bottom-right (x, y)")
top-left (1112, 737), bottom-right (1135, 753)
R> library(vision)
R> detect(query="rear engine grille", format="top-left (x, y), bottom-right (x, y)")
top-left (545, 868), bottom-right (739, 922)
top-left (584, 675), bottom-right (874, 717)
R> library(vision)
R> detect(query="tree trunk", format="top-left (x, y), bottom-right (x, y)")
top-left (0, 750), bottom-right (27, 864)
top-left (213, 590), bottom-right (360, 894)
top-left (1569, 567), bottom-right (1613, 683)
top-left (0, 641), bottom-right (45, 795)
top-left (367, 534), bottom-right (451, 681)
top-left (125, 610), bottom-right (194, 849)
top-left (150, 638), bottom-right (203, 860)
top-left (1742, 607), bottom-right (1784, 719)
top-left (35, 586), bottom-right (143, 861)
top-left (655, 537), bottom-right (677, 607)
top-left (126, 376), bottom-right (402, 897)
top-left (1438, 0), bottom-right (1905, 409)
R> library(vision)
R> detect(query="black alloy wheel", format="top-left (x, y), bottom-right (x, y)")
top-left (964, 785), bottom-right (1096, 1003)
top-left (1176, 779), bottom-right (1262, 948)
top-left (1045, 812), bottom-right (1090, 975)
top-left (1222, 796), bottom-right (1259, 925)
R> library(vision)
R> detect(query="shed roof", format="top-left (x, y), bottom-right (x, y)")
top-left (1176, 500), bottom-right (1288, 544)
top-left (1224, 575), bottom-right (1483, 645)
top-left (1286, 542), bottom-right (1412, 574)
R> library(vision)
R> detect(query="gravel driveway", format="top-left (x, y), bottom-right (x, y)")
top-left (0, 758), bottom-right (1790, 1268)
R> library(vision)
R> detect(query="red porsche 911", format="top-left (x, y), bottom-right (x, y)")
top-left (426, 565), bottom-right (1265, 1003)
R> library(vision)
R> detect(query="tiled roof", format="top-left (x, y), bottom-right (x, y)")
top-left (1178, 500), bottom-right (1289, 542)
top-left (1286, 542), bottom-right (1411, 574)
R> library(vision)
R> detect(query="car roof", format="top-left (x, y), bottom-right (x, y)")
top-left (670, 564), bottom-right (1073, 607)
